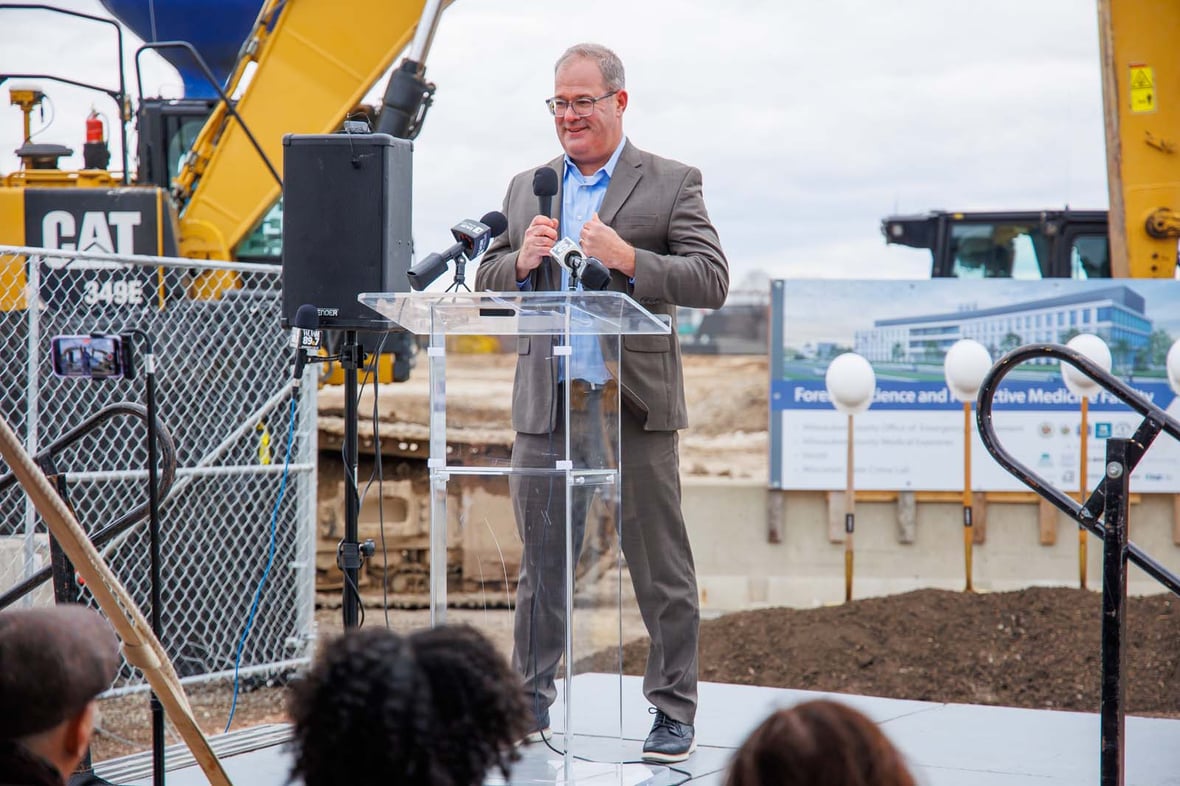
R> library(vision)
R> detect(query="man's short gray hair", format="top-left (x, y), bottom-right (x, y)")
top-left (555, 43), bottom-right (625, 92)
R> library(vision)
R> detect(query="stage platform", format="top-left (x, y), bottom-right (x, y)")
top-left (95, 674), bottom-right (1180, 785)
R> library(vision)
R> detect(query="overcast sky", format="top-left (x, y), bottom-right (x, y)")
top-left (2, 0), bottom-right (1109, 288)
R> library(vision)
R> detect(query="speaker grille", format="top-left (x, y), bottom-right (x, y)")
top-left (281, 133), bottom-right (412, 330)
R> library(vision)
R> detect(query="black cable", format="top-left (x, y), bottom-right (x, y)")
top-left (372, 365), bottom-right (390, 628)
top-left (342, 569), bottom-right (366, 628)
top-left (337, 333), bottom-right (395, 629)
top-left (353, 334), bottom-right (391, 626)
top-left (332, 330), bottom-right (368, 623)
top-left (530, 743), bottom-right (696, 784)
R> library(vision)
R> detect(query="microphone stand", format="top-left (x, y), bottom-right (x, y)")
top-left (338, 330), bottom-right (373, 628)
top-left (291, 312), bottom-right (371, 629)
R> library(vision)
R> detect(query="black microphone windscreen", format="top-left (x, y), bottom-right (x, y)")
top-left (532, 167), bottom-right (558, 197)
top-left (407, 252), bottom-right (448, 291)
top-left (294, 303), bottom-right (320, 329)
top-left (480, 211), bottom-right (508, 238)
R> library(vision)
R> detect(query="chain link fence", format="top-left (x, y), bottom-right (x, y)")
top-left (0, 245), bottom-right (316, 689)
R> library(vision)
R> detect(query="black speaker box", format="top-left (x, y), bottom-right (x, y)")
top-left (280, 132), bottom-right (412, 330)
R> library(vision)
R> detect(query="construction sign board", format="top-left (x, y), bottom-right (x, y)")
top-left (769, 279), bottom-right (1180, 492)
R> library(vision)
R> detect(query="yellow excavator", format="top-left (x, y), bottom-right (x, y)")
top-left (884, 1), bottom-right (1180, 282)
top-left (1, 0), bottom-right (451, 377)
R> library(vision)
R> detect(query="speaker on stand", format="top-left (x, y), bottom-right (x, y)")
top-left (281, 132), bottom-right (414, 627)
top-left (281, 132), bottom-right (413, 330)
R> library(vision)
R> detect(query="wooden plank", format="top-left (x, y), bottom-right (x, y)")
top-left (972, 492), bottom-right (987, 545)
top-left (913, 491), bottom-right (964, 503)
top-left (0, 414), bottom-right (233, 786)
top-left (1039, 498), bottom-right (1058, 546)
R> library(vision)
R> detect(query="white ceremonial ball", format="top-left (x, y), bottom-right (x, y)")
top-left (1166, 340), bottom-right (1180, 395)
top-left (825, 352), bottom-right (877, 415)
top-left (1062, 333), bottom-right (1112, 400)
top-left (944, 339), bottom-right (993, 403)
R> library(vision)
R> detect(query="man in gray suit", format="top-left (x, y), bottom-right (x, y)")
top-left (474, 42), bottom-right (728, 763)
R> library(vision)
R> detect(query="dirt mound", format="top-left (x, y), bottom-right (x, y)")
top-left (581, 587), bottom-right (1180, 715)
top-left (91, 352), bottom-right (1180, 761)
top-left (91, 586), bottom-right (1179, 764)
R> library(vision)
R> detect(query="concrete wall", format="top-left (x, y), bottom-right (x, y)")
top-left (683, 478), bottom-right (1180, 613)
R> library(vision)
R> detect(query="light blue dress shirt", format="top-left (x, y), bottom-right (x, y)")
top-left (561, 136), bottom-right (627, 384)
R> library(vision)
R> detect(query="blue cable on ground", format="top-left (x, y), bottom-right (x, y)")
top-left (225, 396), bottom-right (297, 733)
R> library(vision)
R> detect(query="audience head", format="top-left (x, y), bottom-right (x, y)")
top-left (0, 605), bottom-right (120, 780)
top-left (288, 624), bottom-right (528, 786)
top-left (725, 699), bottom-right (916, 786)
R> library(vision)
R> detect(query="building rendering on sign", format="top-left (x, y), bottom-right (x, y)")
top-left (854, 286), bottom-right (1152, 366)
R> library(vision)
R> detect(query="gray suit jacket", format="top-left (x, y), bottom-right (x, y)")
top-left (474, 140), bottom-right (728, 434)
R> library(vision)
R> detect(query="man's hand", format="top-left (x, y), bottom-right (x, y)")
top-left (580, 212), bottom-right (636, 278)
top-left (517, 216), bottom-right (560, 281)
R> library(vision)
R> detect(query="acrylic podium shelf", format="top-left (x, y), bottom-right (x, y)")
top-left (359, 290), bottom-right (671, 784)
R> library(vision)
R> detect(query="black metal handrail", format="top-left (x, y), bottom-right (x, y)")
top-left (976, 342), bottom-right (1180, 786)
top-left (976, 342), bottom-right (1180, 595)
top-left (0, 402), bottom-right (178, 609)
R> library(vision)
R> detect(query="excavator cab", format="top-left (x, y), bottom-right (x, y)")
top-left (883, 210), bottom-right (1111, 279)
top-left (135, 97), bottom-right (218, 191)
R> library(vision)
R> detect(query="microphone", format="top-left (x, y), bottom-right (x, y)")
top-left (533, 167), bottom-right (558, 218)
top-left (291, 303), bottom-right (321, 386)
top-left (458, 210), bottom-right (508, 258)
top-left (408, 211), bottom-right (508, 290)
top-left (548, 237), bottom-right (612, 291)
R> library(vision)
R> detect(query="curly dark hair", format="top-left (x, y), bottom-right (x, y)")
top-left (724, 700), bottom-right (916, 786)
top-left (287, 625), bottom-right (529, 786)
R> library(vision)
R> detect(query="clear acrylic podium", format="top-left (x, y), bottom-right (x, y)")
top-left (358, 290), bottom-right (672, 784)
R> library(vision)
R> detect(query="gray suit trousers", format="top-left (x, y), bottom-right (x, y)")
top-left (510, 392), bottom-right (700, 725)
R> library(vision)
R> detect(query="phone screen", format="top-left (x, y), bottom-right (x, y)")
top-left (50, 335), bottom-right (124, 379)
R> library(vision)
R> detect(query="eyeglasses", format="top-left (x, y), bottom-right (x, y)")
top-left (545, 90), bottom-right (618, 117)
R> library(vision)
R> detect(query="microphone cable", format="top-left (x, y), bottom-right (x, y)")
top-left (339, 330), bottom-right (397, 630)
top-left (355, 332), bottom-right (392, 627)
top-left (224, 388), bottom-right (299, 733)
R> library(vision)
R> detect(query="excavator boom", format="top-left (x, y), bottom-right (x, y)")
top-left (176, 0), bottom-right (432, 260)
top-left (1098, 0), bottom-right (1180, 278)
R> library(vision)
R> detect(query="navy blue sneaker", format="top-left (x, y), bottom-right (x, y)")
top-left (641, 708), bottom-right (696, 763)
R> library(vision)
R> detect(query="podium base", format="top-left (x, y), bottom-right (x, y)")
top-left (508, 738), bottom-right (672, 786)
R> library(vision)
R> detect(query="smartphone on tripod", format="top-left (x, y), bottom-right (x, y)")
top-left (50, 334), bottom-right (134, 380)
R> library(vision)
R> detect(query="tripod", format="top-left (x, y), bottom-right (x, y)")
top-left (120, 330), bottom-right (167, 786)
top-left (40, 330), bottom-right (167, 786)
top-left (444, 254), bottom-right (472, 292)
